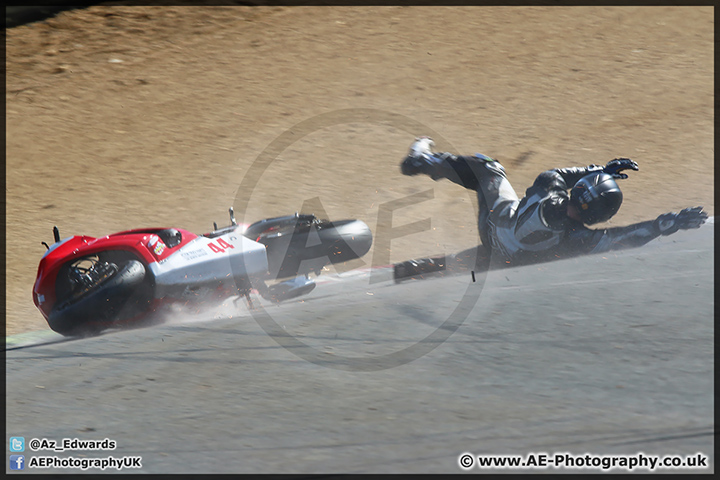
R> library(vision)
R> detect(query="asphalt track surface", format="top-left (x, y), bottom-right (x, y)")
top-left (5, 221), bottom-right (714, 474)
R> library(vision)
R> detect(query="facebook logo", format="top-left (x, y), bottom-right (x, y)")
top-left (9, 437), bottom-right (25, 452)
top-left (9, 455), bottom-right (25, 470)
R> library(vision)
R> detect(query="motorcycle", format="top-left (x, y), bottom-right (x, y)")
top-left (33, 208), bottom-right (373, 336)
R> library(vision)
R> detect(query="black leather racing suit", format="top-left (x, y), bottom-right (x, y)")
top-left (413, 152), bottom-right (667, 265)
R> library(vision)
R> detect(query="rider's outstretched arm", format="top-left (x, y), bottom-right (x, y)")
top-left (552, 158), bottom-right (639, 187)
top-left (581, 220), bottom-right (665, 253)
top-left (568, 207), bottom-right (708, 254)
top-left (551, 165), bottom-right (605, 188)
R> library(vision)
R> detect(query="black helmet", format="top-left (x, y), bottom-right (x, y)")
top-left (570, 172), bottom-right (623, 225)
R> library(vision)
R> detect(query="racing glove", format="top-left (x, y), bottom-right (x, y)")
top-left (603, 158), bottom-right (639, 179)
top-left (654, 206), bottom-right (708, 236)
top-left (401, 136), bottom-right (437, 176)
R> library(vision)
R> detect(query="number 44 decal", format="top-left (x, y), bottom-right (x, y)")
top-left (207, 238), bottom-right (235, 254)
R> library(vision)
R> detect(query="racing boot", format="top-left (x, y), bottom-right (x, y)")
top-left (400, 136), bottom-right (442, 177)
top-left (393, 244), bottom-right (492, 283)
top-left (394, 255), bottom-right (447, 283)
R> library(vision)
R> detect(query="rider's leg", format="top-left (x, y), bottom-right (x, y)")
top-left (408, 152), bottom-right (518, 204)
top-left (397, 152), bottom-right (518, 279)
top-left (472, 157), bottom-right (520, 211)
top-left (425, 154), bottom-right (519, 246)
top-left (474, 159), bottom-right (519, 253)
top-left (477, 201), bottom-right (490, 248)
